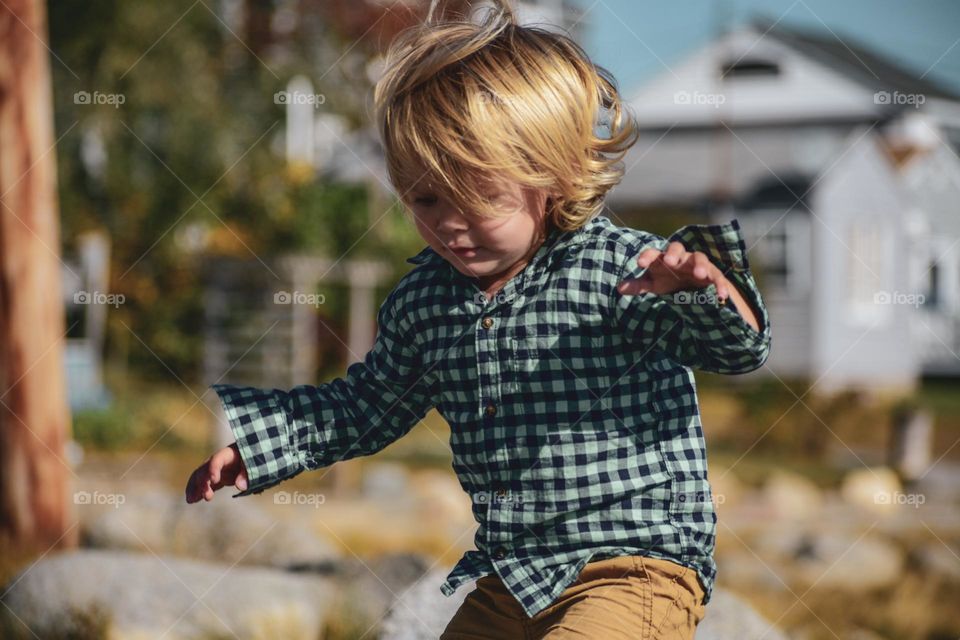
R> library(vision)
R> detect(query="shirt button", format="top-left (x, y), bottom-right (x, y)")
top-left (495, 486), bottom-right (507, 499)
top-left (492, 546), bottom-right (508, 560)
top-left (481, 317), bottom-right (494, 329)
top-left (484, 402), bottom-right (497, 416)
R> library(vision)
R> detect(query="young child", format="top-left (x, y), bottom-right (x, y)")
top-left (185, 2), bottom-right (771, 638)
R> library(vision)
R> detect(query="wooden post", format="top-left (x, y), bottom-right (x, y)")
top-left (0, 0), bottom-right (77, 549)
top-left (888, 405), bottom-right (934, 487)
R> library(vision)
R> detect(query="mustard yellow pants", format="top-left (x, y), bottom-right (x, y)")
top-left (440, 555), bottom-right (706, 639)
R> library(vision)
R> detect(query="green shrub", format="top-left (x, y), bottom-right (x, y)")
top-left (72, 406), bottom-right (132, 451)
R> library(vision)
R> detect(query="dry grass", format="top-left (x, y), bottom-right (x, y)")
top-left (741, 572), bottom-right (960, 640)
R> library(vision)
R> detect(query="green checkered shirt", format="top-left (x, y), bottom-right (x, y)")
top-left (213, 212), bottom-right (771, 619)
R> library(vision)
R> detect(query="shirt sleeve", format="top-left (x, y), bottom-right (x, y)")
top-left (210, 285), bottom-right (435, 497)
top-left (610, 218), bottom-right (772, 374)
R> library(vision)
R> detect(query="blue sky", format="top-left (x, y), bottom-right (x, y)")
top-left (579, 0), bottom-right (960, 99)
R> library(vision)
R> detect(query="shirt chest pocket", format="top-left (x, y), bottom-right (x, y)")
top-left (510, 333), bottom-right (561, 378)
top-left (508, 329), bottom-right (615, 414)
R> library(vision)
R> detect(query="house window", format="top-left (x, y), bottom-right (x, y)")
top-left (847, 218), bottom-right (891, 326)
top-left (737, 211), bottom-right (809, 294)
top-left (720, 58), bottom-right (781, 78)
top-left (757, 223), bottom-right (788, 289)
top-left (924, 261), bottom-right (939, 309)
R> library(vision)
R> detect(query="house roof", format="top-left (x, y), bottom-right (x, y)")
top-left (755, 18), bottom-right (960, 102)
top-left (610, 20), bottom-right (960, 208)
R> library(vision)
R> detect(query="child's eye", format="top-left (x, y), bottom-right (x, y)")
top-left (413, 195), bottom-right (437, 206)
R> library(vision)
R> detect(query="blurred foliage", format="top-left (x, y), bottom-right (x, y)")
top-left (0, 600), bottom-right (111, 640)
top-left (699, 376), bottom-right (899, 460)
top-left (742, 376), bottom-right (958, 452)
top-left (47, 1), bottom-right (426, 383)
top-left (72, 406), bottom-right (132, 451)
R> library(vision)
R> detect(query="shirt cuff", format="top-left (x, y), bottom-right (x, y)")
top-left (664, 219), bottom-right (772, 371)
top-left (211, 383), bottom-right (304, 497)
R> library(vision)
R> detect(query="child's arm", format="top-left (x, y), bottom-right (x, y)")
top-left (719, 276), bottom-right (761, 333)
top-left (210, 285), bottom-right (434, 497)
top-left (609, 219), bottom-right (771, 374)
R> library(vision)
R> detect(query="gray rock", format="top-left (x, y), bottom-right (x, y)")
top-left (697, 588), bottom-right (791, 640)
top-left (747, 523), bottom-right (905, 591)
top-left (715, 550), bottom-right (790, 591)
top-left (0, 548), bottom-right (335, 640)
top-left (751, 524), bottom-right (817, 560)
top-left (913, 460), bottom-right (960, 504)
top-left (380, 568), bottom-right (472, 639)
top-left (79, 486), bottom-right (172, 551)
top-left (81, 487), bottom-right (339, 569)
top-left (840, 467), bottom-right (903, 515)
top-left (793, 531), bottom-right (904, 590)
top-left (328, 553), bottom-right (433, 635)
top-left (762, 470), bottom-right (823, 520)
top-left (379, 568), bottom-right (791, 640)
top-left (913, 541), bottom-right (960, 582)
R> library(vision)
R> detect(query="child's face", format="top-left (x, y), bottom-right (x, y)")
top-left (407, 175), bottom-right (550, 287)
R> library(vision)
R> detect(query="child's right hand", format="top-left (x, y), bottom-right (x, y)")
top-left (184, 442), bottom-right (250, 503)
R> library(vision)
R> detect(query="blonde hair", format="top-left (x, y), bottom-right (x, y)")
top-left (373, 0), bottom-right (639, 232)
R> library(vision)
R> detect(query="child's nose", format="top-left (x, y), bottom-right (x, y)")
top-left (435, 207), bottom-right (469, 233)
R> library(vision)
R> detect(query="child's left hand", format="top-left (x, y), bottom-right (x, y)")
top-left (617, 241), bottom-right (731, 303)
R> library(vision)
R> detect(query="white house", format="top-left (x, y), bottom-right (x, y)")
top-left (607, 19), bottom-right (960, 394)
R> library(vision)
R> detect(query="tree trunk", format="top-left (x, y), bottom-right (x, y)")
top-left (0, 0), bottom-right (76, 550)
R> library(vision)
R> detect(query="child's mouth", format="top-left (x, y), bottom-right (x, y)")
top-left (449, 246), bottom-right (480, 258)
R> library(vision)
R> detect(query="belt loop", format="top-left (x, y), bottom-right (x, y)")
top-left (633, 555), bottom-right (650, 581)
